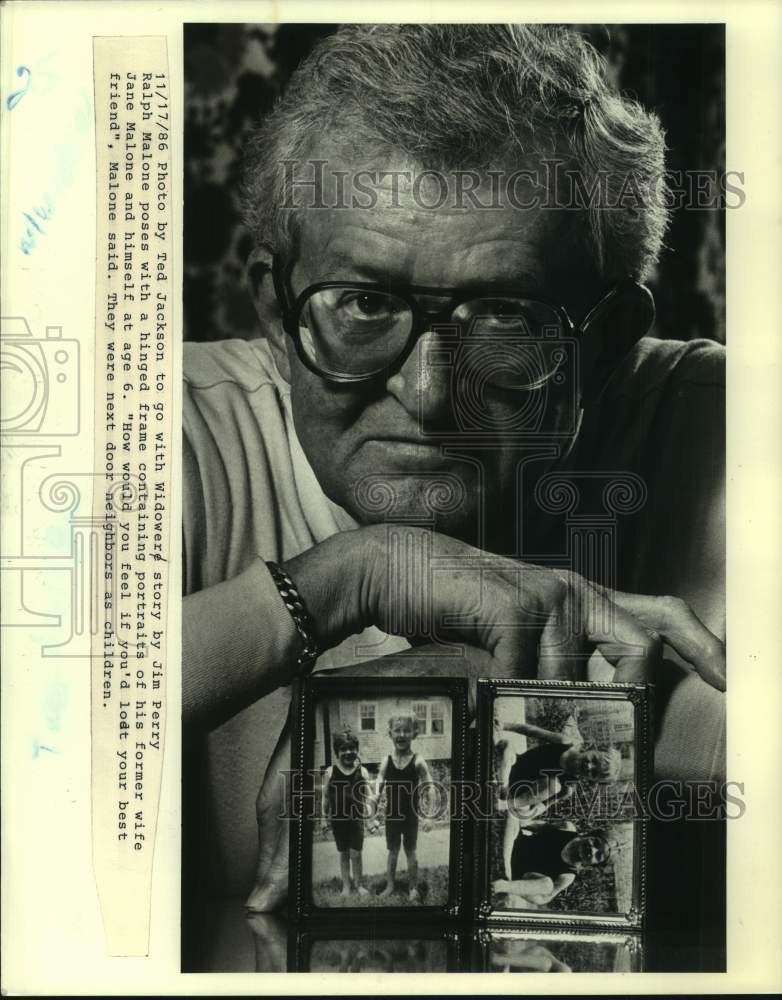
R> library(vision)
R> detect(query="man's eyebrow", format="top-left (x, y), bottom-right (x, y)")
top-left (318, 253), bottom-right (401, 283)
top-left (316, 253), bottom-right (548, 292)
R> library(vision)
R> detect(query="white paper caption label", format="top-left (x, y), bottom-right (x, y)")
top-left (91, 35), bottom-right (172, 957)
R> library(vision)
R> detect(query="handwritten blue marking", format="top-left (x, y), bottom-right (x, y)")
top-left (19, 196), bottom-right (54, 255)
top-left (32, 738), bottom-right (57, 758)
top-left (6, 52), bottom-right (58, 110)
top-left (15, 86), bottom-right (92, 255)
top-left (6, 65), bottom-right (32, 110)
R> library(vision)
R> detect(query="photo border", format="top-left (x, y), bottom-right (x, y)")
top-left (474, 678), bottom-right (652, 930)
top-left (289, 673), bottom-right (469, 924)
top-left (472, 924), bottom-right (645, 972)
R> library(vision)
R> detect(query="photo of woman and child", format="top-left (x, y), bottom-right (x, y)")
top-left (311, 695), bottom-right (452, 908)
top-left (489, 692), bottom-right (640, 919)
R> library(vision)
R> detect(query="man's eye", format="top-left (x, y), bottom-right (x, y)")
top-left (462, 299), bottom-right (537, 333)
top-left (490, 302), bottom-right (517, 317)
top-left (338, 292), bottom-right (397, 320)
top-left (485, 303), bottom-right (528, 326)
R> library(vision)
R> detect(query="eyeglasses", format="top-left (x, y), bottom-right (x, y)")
top-left (272, 256), bottom-right (652, 389)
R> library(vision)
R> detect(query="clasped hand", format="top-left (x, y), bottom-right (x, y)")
top-left (287, 526), bottom-right (726, 690)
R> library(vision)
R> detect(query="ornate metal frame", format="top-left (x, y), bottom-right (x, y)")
top-left (473, 678), bottom-right (652, 931)
top-left (472, 924), bottom-right (644, 972)
top-left (289, 674), bottom-right (470, 924)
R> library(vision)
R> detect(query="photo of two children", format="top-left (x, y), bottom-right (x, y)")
top-left (312, 696), bottom-right (453, 908)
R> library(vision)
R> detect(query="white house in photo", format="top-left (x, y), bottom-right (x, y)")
top-left (314, 694), bottom-right (453, 768)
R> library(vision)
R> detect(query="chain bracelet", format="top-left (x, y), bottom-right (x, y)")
top-left (265, 560), bottom-right (320, 676)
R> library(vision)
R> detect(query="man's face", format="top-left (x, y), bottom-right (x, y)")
top-left (280, 153), bottom-right (590, 547)
top-left (389, 720), bottom-right (414, 751)
top-left (562, 833), bottom-right (608, 868)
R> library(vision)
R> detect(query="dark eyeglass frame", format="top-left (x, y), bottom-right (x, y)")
top-left (272, 254), bottom-right (651, 386)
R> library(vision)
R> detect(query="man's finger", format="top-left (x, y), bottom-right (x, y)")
top-left (536, 630), bottom-right (589, 681)
top-left (581, 581), bottom-right (662, 683)
top-left (536, 582), bottom-right (590, 680)
top-left (604, 589), bottom-right (726, 691)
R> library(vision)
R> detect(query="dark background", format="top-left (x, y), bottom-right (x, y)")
top-left (183, 23), bottom-right (726, 346)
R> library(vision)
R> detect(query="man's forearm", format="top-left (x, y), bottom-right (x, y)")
top-left (183, 559), bottom-right (302, 725)
top-left (281, 529), bottom-right (380, 651)
top-left (183, 532), bottom-right (375, 726)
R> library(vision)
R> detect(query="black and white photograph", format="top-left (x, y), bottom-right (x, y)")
top-left (6, 0), bottom-right (782, 993)
top-left (311, 692), bottom-right (451, 907)
top-left (288, 675), bottom-right (468, 920)
top-left (475, 680), bottom-right (650, 927)
top-left (180, 22), bottom-right (727, 972)
top-left (476, 928), bottom-right (643, 973)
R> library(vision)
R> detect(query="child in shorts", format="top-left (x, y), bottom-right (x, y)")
top-left (321, 729), bottom-right (372, 897)
top-left (374, 714), bottom-right (433, 902)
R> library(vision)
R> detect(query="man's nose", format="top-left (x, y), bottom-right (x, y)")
top-left (384, 329), bottom-right (455, 425)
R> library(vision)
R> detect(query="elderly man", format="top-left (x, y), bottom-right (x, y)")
top-left (182, 25), bottom-right (725, 915)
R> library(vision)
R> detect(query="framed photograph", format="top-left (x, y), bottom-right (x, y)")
top-left (474, 679), bottom-right (651, 929)
top-left (288, 924), bottom-right (466, 973)
top-left (289, 675), bottom-right (469, 921)
top-left (473, 927), bottom-right (644, 973)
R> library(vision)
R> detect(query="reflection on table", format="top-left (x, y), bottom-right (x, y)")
top-left (483, 929), bottom-right (643, 973)
top-left (187, 903), bottom-right (653, 973)
top-left (308, 937), bottom-right (448, 973)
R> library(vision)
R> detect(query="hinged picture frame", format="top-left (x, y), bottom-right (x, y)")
top-left (473, 678), bottom-right (652, 931)
top-left (289, 674), bottom-right (470, 923)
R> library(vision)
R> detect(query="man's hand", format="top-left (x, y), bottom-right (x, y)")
top-left (286, 525), bottom-right (725, 688)
top-left (247, 527), bottom-right (725, 915)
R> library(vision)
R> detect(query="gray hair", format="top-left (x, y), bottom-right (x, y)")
top-left (242, 24), bottom-right (670, 282)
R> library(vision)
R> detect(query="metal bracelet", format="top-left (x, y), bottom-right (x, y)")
top-left (265, 560), bottom-right (319, 675)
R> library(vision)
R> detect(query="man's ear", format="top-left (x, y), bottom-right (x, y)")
top-left (246, 246), bottom-right (292, 382)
